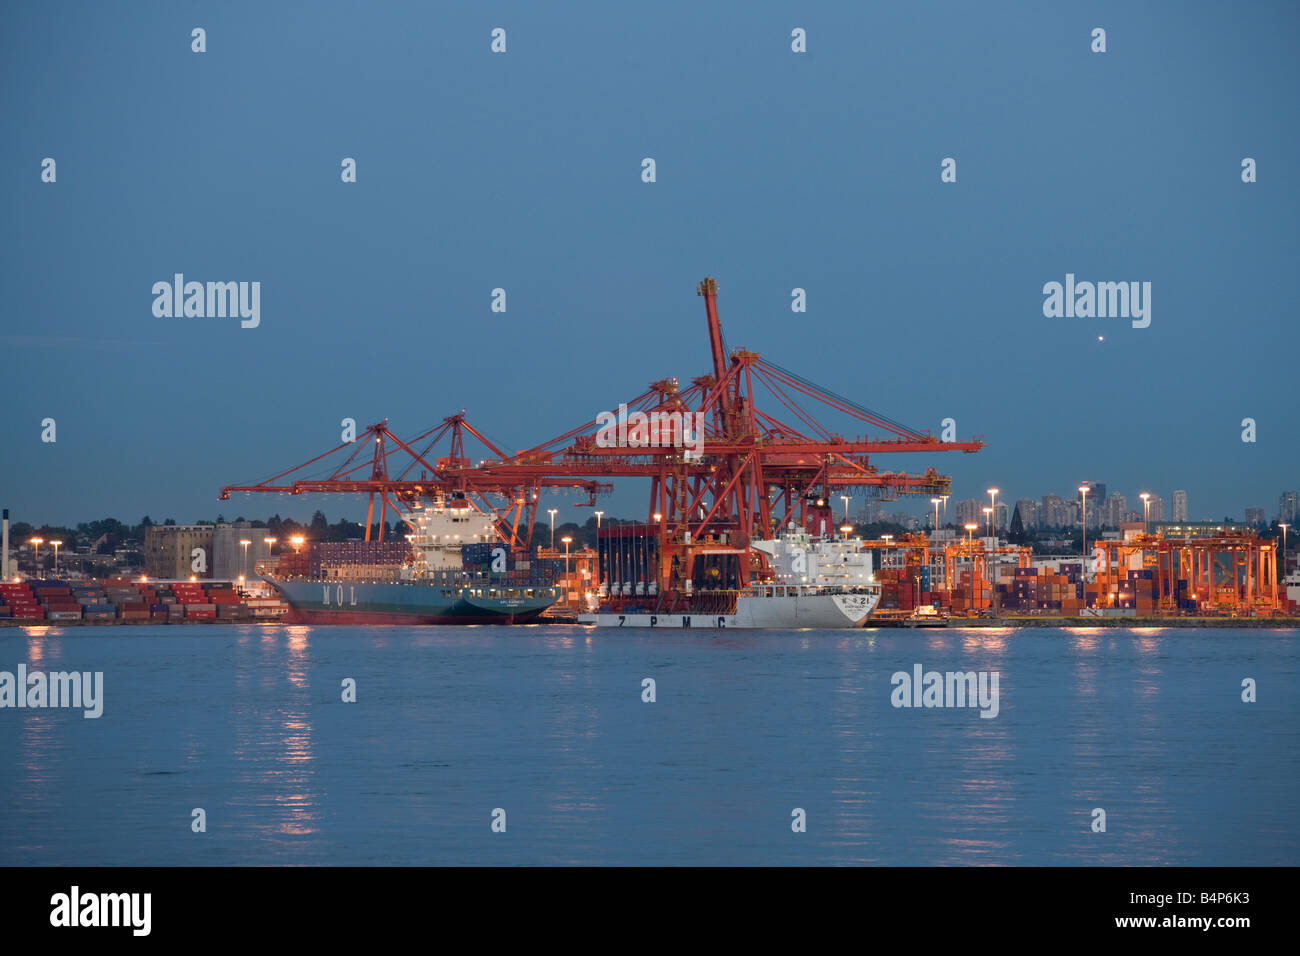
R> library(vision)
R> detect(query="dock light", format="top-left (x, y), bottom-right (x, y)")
top-left (561, 537), bottom-right (574, 601)
top-left (29, 538), bottom-right (43, 568)
top-left (816, 498), bottom-right (825, 507)
top-left (49, 540), bottom-right (62, 575)
top-left (653, 512), bottom-right (662, 522)
top-left (190, 575), bottom-right (197, 582)
top-left (290, 535), bottom-right (305, 553)
top-left (548, 508), bottom-right (558, 549)
top-left (265, 537), bottom-right (277, 552)
top-left (1140, 492), bottom-right (1151, 533)
top-left (983, 506), bottom-right (993, 537)
top-left (1281, 524), bottom-right (1290, 582)
top-left (988, 489), bottom-right (999, 534)
top-left (140, 575), bottom-right (148, 583)
top-left (931, 497), bottom-right (941, 531)
top-left (840, 495), bottom-right (851, 524)
top-left (1078, 486), bottom-right (1090, 567)
top-left (840, 524), bottom-right (853, 539)
top-left (964, 523), bottom-right (977, 547)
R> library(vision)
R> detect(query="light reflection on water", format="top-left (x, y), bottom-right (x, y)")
top-left (0, 624), bottom-right (1295, 866)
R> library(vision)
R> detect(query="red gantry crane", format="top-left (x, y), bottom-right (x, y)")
top-left (222, 276), bottom-right (984, 606)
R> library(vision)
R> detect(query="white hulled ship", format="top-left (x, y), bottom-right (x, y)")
top-left (580, 523), bottom-right (881, 629)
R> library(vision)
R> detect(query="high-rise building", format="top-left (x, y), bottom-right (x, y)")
top-left (1040, 494), bottom-right (1064, 528)
top-left (1280, 491), bottom-right (1298, 524)
top-left (1015, 499), bottom-right (1039, 530)
top-left (994, 501), bottom-right (1009, 531)
top-left (1100, 492), bottom-right (1127, 529)
top-left (1172, 490), bottom-right (1188, 522)
top-left (1245, 507), bottom-right (1266, 527)
top-left (1147, 495), bottom-right (1165, 523)
top-left (956, 498), bottom-right (981, 528)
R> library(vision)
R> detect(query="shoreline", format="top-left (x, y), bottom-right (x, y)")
top-left (2, 616), bottom-right (1298, 629)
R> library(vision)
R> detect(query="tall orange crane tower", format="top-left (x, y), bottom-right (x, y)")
top-left (222, 276), bottom-right (985, 606)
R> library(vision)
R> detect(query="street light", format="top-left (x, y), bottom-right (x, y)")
top-left (49, 540), bottom-right (62, 576)
top-left (594, 511), bottom-right (604, 590)
top-left (1280, 524), bottom-right (1290, 583)
top-left (29, 537), bottom-right (43, 573)
top-left (988, 488), bottom-right (999, 536)
top-left (1139, 493), bottom-right (1150, 534)
top-left (548, 509), bottom-right (558, 550)
top-left (561, 536), bottom-right (573, 602)
top-left (1078, 486), bottom-right (1090, 576)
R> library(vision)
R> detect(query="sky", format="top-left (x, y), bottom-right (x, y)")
top-left (2, 1), bottom-right (1297, 529)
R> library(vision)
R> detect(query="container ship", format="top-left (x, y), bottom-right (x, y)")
top-left (268, 499), bottom-right (560, 625)
top-left (579, 523), bottom-right (882, 629)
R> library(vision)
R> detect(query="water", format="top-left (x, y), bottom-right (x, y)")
top-left (1, 624), bottom-right (1295, 866)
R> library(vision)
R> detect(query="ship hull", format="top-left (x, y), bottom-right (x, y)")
top-left (580, 590), bottom-right (880, 629)
top-left (271, 578), bottom-right (556, 626)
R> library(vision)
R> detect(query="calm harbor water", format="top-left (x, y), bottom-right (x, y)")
top-left (1, 624), bottom-right (1296, 866)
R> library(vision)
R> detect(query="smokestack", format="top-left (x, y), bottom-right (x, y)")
top-left (2, 509), bottom-right (9, 580)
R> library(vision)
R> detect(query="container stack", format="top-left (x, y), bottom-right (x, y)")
top-left (312, 541), bottom-right (411, 580)
top-left (949, 569), bottom-right (991, 614)
top-left (0, 581), bottom-right (41, 619)
top-left (171, 581), bottom-right (215, 620)
top-left (208, 582), bottom-right (249, 619)
top-left (32, 581), bottom-right (82, 621)
top-left (461, 543), bottom-right (560, 586)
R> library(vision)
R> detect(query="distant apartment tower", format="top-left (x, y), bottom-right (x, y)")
top-left (1040, 494), bottom-right (1064, 528)
top-left (1015, 499), bottom-right (1039, 530)
top-left (1100, 492), bottom-right (1127, 529)
top-left (1146, 495), bottom-right (1165, 523)
top-left (994, 501), bottom-right (1009, 531)
top-left (1172, 490), bottom-right (1189, 522)
top-left (956, 498), bottom-right (981, 528)
top-left (1280, 490), bottom-right (1298, 524)
top-left (144, 525), bottom-right (215, 579)
top-left (1244, 507), bottom-right (1266, 527)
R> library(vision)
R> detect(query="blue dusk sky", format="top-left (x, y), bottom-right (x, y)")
top-left (2, 1), bottom-right (1297, 528)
